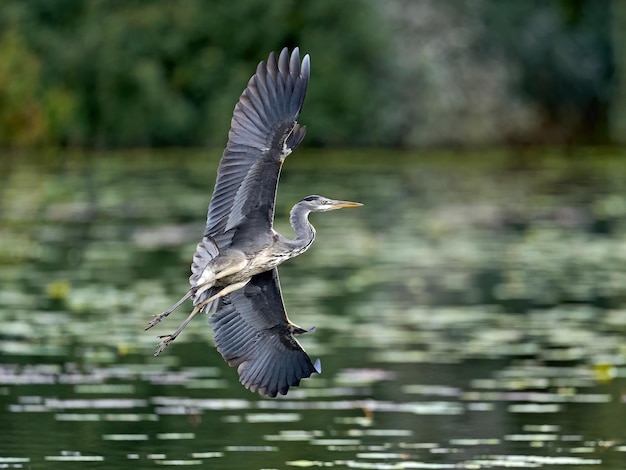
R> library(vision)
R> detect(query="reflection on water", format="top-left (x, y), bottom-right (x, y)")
top-left (1, 149), bottom-right (626, 468)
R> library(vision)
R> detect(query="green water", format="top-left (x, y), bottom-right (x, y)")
top-left (1, 148), bottom-right (626, 469)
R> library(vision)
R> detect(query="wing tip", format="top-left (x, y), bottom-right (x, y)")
top-left (301, 53), bottom-right (311, 81)
top-left (270, 47), bottom-right (310, 79)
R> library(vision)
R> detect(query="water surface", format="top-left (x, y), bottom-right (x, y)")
top-left (1, 148), bottom-right (625, 468)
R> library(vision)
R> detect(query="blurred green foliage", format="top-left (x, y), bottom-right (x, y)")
top-left (0, 0), bottom-right (617, 149)
top-left (0, 0), bottom-right (385, 148)
top-left (481, 0), bottom-right (613, 143)
top-left (0, 29), bottom-right (47, 146)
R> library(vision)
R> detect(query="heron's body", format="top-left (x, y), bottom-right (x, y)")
top-left (146, 48), bottom-right (361, 397)
top-left (191, 205), bottom-right (317, 298)
top-left (191, 239), bottom-right (295, 297)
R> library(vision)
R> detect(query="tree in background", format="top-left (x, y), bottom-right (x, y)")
top-left (379, 0), bottom-right (613, 146)
top-left (0, 0), bottom-right (384, 148)
top-left (0, 0), bottom-right (619, 149)
top-left (0, 29), bottom-right (49, 146)
top-left (481, 0), bottom-right (613, 144)
top-left (610, 0), bottom-right (626, 144)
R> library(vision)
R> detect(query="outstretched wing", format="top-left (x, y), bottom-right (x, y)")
top-left (209, 268), bottom-right (320, 397)
top-left (205, 48), bottom-right (310, 251)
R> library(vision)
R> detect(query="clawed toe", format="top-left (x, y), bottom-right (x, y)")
top-left (145, 315), bottom-right (165, 331)
top-left (153, 335), bottom-right (175, 356)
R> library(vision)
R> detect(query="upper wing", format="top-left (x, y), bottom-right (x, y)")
top-left (205, 48), bottom-right (310, 250)
top-left (209, 268), bottom-right (320, 397)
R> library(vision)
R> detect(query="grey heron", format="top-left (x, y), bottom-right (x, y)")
top-left (146, 47), bottom-right (361, 397)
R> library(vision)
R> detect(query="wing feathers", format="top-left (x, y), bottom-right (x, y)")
top-left (204, 48), bottom-right (310, 246)
top-left (193, 49), bottom-right (315, 397)
top-left (254, 67), bottom-right (277, 124)
top-left (209, 269), bottom-right (318, 397)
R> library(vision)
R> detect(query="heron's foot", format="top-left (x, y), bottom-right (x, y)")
top-left (145, 313), bottom-right (167, 331)
top-left (154, 334), bottom-right (176, 356)
top-left (145, 290), bottom-right (194, 331)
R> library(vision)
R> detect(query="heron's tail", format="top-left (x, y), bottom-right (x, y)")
top-left (189, 236), bottom-right (220, 313)
top-left (190, 236), bottom-right (219, 282)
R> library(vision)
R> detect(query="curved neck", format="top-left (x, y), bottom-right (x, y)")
top-left (283, 201), bottom-right (316, 255)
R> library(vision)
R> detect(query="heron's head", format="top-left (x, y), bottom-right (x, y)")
top-left (300, 195), bottom-right (363, 212)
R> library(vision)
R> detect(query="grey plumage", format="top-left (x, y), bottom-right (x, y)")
top-left (209, 269), bottom-right (319, 397)
top-left (146, 48), bottom-right (361, 397)
top-left (205, 48), bottom-right (309, 250)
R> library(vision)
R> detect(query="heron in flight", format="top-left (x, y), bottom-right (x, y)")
top-left (146, 48), bottom-right (362, 397)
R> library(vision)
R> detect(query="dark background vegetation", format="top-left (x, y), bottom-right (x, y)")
top-left (0, 0), bottom-right (623, 149)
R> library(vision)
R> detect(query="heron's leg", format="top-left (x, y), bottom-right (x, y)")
top-left (149, 258), bottom-right (247, 331)
top-left (153, 305), bottom-right (201, 356)
top-left (152, 279), bottom-right (250, 356)
top-left (212, 258), bottom-right (249, 280)
top-left (145, 289), bottom-right (194, 330)
top-left (196, 278), bottom-right (251, 309)
top-left (193, 257), bottom-right (248, 298)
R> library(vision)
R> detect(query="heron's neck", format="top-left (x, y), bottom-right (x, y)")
top-left (283, 202), bottom-right (316, 255)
